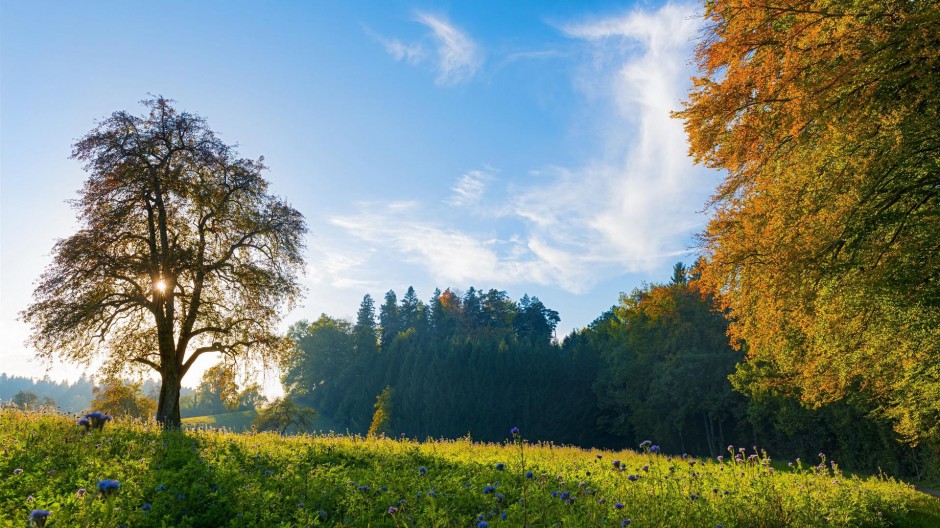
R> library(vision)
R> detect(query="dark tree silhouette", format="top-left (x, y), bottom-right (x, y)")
top-left (22, 97), bottom-right (306, 428)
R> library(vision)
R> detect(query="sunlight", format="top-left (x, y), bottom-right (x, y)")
top-left (154, 279), bottom-right (167, 293)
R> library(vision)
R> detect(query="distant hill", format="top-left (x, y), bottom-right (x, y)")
top-left (182, 409), bottom-right (343, 434)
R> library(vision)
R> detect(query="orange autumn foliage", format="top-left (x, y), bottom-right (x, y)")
top-left (676, 1), bottom-right (940, 443)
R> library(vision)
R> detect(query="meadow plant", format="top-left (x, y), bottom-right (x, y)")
top-left (1, 408), bottom-right (937, 527)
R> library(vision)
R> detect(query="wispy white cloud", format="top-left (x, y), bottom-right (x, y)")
top-left (340, 3), bottom-right (712, 293)
top-left (375, 13), bottom-right (482, 85)
top-left (447, 169), bottom-right (492, 207)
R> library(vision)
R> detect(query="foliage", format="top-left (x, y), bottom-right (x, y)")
top-left (367, 386), bottom-right (393, 437)
top-left (590, 265), bottom-right (746, 457)
top-left (283, 287), bottom-right (600, 446)
top-left (2, 409), bottom-right (937, 527)
top-left (11, 390), bottom-right (39, 410)
top-left (90, 380), bottom-right (156, 420)
top-left (180, 362), bottom-right (265, 417)
top-left (253, 396), bottom-right (317, 435)
top-left (676, 0), bottom-right (940, 445)
top-left (21, 97), bottom-right (306, 427)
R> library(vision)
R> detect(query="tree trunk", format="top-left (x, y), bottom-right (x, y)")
top-left (157, 366), bottom-right (183, 428)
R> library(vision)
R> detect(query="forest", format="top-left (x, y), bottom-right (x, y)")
top-left (282, 262), bottom-right (935, 479)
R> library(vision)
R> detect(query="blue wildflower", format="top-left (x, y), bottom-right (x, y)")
top-left (511, 426), bottom-right (520, 436)
top-left (483, 485), bottom-right (496, 494)
top-left (13, 468), bottom-right (23, 475)
top-left (177, 493), bottom-right (185, 501)
top-left (650, 445), bottom-right (661, 453)
top-left (357, 485), bottom-right (370, 492)
top-left (85, 411), bottom-right (112, 431)
top-left (627, 474), bottom-right (638, 481)
top-left (77, 418), bottom-right (90, 432)
top-left (525, 471), bottom-right (533, 478)
top-left (419, 466), bottom-right (427, 476)
top-left (97, 479), bottom-right (120, 497)
top-left (388, 506), bottom-right (398, 515)
top-left (614, 502), bottom-right (624, 509)
top-left (622, 520), bottom-right (632, 526)
top-left (141, 503), bottom-right (152, 512)
top-left (501, 512), bottom-right (507, 520)
top-left (155, 485), bottom-right (166, 492)
top-left (29, 509), bottom-right (51, 528)
top-left (495, 493), bottom-right (504, 501)
top-left (477, 522), bottom-right (488, 528)
top-left (613, 459), bottom-right (621, 468)
top-left (495, 463), bottom-right (505, 471)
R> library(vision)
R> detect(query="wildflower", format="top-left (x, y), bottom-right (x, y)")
top-left (613, 459), bottom-right (621, 468)
top-left (596, 454), bottom-right (603, 459)
top-left (387, 506), bottom-right (398, 515)
top-left (419, 466), bottom-right (427, 476)
top-left (263, 469), bottom-right (274, 476)
top-left (622, 520), bottom-right (632, 526)
top-left (510, 427), bottom-right (520, 436)
top-left (614, 502), bottom-right (624, 509)
top-left (357, 485), bottom-right (370, 492)
top-left (525, 471), bottom-right (533, 479)
top-left (29, 509), bottom-right (50, 528)
top-left (27, 496), bottom-right (35, 502)
top-left (98, 479), bottom-right (120, 498)
top-left (177, 493), bottom-right (185, 501)
top-left (13, 468), bottom-right (23, 475)
top-left (690, 493), bottom-right (698, 501)
top-left (78, 418), bottom-right (90, 431)
top-left (483, 485), bottom-right (496, 494)
top-left (639, 440), bottom-right (652, 449)
top-left (501, 512), bottom-right (508, 520)
top-left (141, 503), bottom-right (152, 512)
top-left (495, 493), bottom-right (505, 501)
top-left (642, 465), bottom-right (649, 472)
top-left (85, 411), bottom-right (112, 431)
top-left (650, 445), bottom-right (661, 453)
top-left (495, 463), bottom-right (505, 471)
top-left (76, 488), bottom-right (87, 497)
top-left (477, 522), bottom-right (488, 528)
top-left (155, 485), bottom-right (166, 492)
top-left (627, 474), bottom-right (638, 481)
top-left (717, 456), bottom-right (724, 463)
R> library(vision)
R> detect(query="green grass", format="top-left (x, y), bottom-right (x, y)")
top-left (2, 409), bottom-right (937, 527)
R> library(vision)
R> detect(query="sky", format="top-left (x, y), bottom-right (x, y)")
top-left (0, 0), bottom-right (719, 391)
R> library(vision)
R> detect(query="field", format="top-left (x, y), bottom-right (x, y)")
top-left (2, 409), bottom-right (938, 527)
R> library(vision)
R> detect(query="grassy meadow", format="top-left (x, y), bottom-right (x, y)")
top-left (2, 409), bottom-right (938, 527)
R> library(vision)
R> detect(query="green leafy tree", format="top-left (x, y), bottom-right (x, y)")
top-left (254, 396), bottom-right (317, 435)
top-left (11, 390), bottom-right (38, 410)
top-left (22, 97), bottom-right (306, 428)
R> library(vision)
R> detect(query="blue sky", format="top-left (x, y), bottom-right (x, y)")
top-left (1, 0), bottom-right (718, 388)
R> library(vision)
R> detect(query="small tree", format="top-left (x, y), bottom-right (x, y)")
top-left (90, 380), bottom-right (157, 420)
top-left (367, 386), bottom-right (393, 437)
top-left (253, 396), bottom-right (317, 435)
top-left (11, 390), bottom-right (38, 410)
top-left (22, 97), bottom-right (306, 428)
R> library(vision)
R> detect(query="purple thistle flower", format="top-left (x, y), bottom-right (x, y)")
top-left (98, 479), bottom-right (120, 497)
top-left (613, 459), bottom-right (621, 468)
top-left (650, 445), bottom-right (660, 453)
top-left (30, 509), bottom-right (51, 528)
top-left (388, 506), bottom-right (398, 515)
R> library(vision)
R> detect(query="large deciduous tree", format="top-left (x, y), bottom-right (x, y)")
top-left (23, 97), bottom-right (306, 428)
top-left (677, 1), bottom-right (939, 443)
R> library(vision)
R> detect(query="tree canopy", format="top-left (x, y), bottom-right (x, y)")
top-left (676, 1), bottom-right (940, 443)
top-left (22, 97), bottom-right (306, 427)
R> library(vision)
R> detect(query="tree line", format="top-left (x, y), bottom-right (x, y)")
top-left (282, 263), bottom-right (934, 477)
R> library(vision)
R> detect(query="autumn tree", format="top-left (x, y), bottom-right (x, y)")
top-left (90, 380), bottom-right (157, 420)
top-left (676, 1), bottom-right (940, 443)
top-left (22, 97), bottom-right (306, 428)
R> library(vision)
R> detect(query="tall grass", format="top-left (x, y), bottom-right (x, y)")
top-left (1, 409), bottom-right (936, 527)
